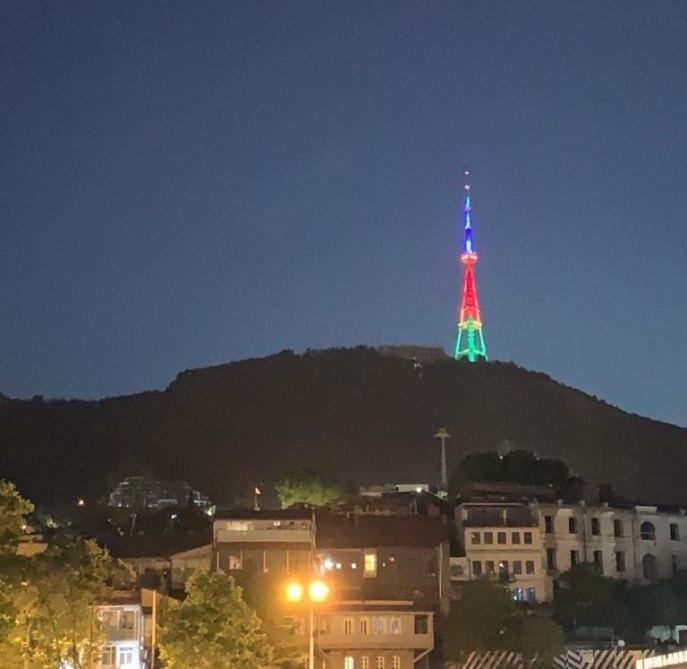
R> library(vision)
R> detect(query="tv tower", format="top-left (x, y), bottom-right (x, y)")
top-left (454, 172), bottom-right (488, 362)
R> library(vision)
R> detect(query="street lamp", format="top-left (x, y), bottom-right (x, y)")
top-left (284, 578), bottom-right (330, 669)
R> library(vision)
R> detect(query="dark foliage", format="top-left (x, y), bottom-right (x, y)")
top-left (0, 348), bottom-right (685, 507)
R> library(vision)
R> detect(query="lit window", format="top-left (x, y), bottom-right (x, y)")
top-left (100, 647), bottom-right (115, 666)
top-left (228, 554), bottom-right (242, 570)
top-left (359, 617), bottom-right (370, 634)
top-left (376, 657), bottom-right (385, 669)
top-left (120, 610), bottom-right (135, 631)
top-left (117, 646), bottom-right (135, 665)
top-left (389, 617), bottom-right (401, 634)
top-left (513, 587), bottom-right (524, 602)
top-left (361, 658), bottom-right (370, 669)
top-left (526, 587), bottom-right (536, 602)
top-left (392, 656), bottom-right (401, 669)
top-left (471, 531), bottom-right (481, 544)
top-left (364, 550), bottom-right (377, 578)
top-left (344, 618), bottom-right (354, 635)
top-left (345, 656), bottom-right (355, 669)
top-left (373, 617), bottom-right (387, 634)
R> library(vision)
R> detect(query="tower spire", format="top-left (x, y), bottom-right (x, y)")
top-left (454, 171), bottom-right (488, 362)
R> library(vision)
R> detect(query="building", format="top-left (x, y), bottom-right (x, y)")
top-left (318, 601), bottom-right (434, 669)
top-left (212, 509), bottom-right (449, 668)
top-left (169, 543), bottom-right (212, 590)
top-left (108, 476), bottom-right (212, 512)
top-left (96, 591), bottom-right (146, 669)
top-left (456, 500), bottom-right (552, 603)
top-left (454, 484), bottom-right (687, 602)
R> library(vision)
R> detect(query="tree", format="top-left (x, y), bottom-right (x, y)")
top-left (441, 580), bottom-right (517, 657)
top-left (0, 480), bottom-right (33, 555)
top-left (275, 470), bottom-right (345, 509)
top-left (158, 569), bottom-right (274, 669)
top-left (518, 615), bottom-right (565, 668)
top-left (0, 534), bottom-right (134, 669)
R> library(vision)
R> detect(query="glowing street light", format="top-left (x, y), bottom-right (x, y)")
top-left (284, 578), bottom-right (331, 669)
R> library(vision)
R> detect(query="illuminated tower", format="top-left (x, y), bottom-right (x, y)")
top-left (454, 173), bottom-right (488, 362)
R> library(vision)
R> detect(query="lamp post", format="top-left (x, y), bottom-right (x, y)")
top-left (285, 578), bottom-right (330, 669)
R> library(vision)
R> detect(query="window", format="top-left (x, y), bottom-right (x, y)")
top-left (615, 551), bottom-right (626, 573)
top-left (511, 532), bottom-right (520, 544)
top-left (344, 617), bottom-right (354, 635)
top-left (100, 647), bottom-right (115, 666)
top-left (373, 617), bottom-right (387, 634)
top-left (526, 587), bottom-right (536, 603)
top-left (359, 617), bottom-right (370, 634)
top-left (524, 532), bottom-right (533, 544)
top-left (364, 550), bottom-right (377, 577)
top-left (593, 550), bottom-right (603, 573)
top-left (415, 614), bottom-right (429, 634)
top-left (570, 550), bottom-right (579, 568)
top-left (228, 554), bottom-right (242, 570)
top-left (484, 531), bottom-right (493, 544)
top-left (498, 560), bottom-right (509, 577)
top-left (513, 587), bottom-right (524, 602)
top-left (376, 657), bottom-right (385, 669)
top-left (485, 560), bottom-right (495, 575)
top-left (471, 531), bottom-right (481, 544)
top-left (591, 518), bottom-right (600, 536)
top-left (392, 656), bottom-right (401, 669)
top-left (361, 658), bottom-right (370, 669)
top-left (526, 560), bottom-right (535, 575)
top-left (513, 560), bottom-right (522, 575)
top-left (345, 657), bottom-right (355, 669)
top-left (546, 548), bottom-right (556, 570)
top-left (614, 519), bottom-right (623, 537)
top-left (569, 517), bottom-right (578, 534)
top-left (389, 617), bottom-right (401, 635)
top-left (120, 610), bottom-right (135, 631)
top-left (497, 532), bottom-right (506, 544)
top-left (641, 522), bottom-right (656, 541)
top-left (643, 553), bottom-right (658, 581)
top-left (671, 523), bottom-right (680, 541)
top-left (117, 647), bottom-right (134, 665)
top-left (472, 561), bottom-right (482, 577)
top-left (544, 515), bottom-right (553, 534)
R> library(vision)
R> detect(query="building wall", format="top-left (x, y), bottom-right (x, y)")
top-left (95, 603), bottom-right (144, 669)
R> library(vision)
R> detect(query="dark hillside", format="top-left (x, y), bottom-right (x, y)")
top-left (0, 348), bottom-right (684, 506)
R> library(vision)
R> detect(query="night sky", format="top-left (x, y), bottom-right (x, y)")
top-left (2, 2), bottom-right (686, 427)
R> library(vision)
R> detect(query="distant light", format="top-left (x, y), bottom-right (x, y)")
top-left (351, 562), bottom-right (357, 569)
top-left (308, 580), bottom-right (330, 603)
top-left (415, 487), bottom-right (422, 493)
top-left (76, 498), bottom-right (86, 507)
top-left (335, 562), bottom-right (342, 570)
top-left (323, 558), bottom-right (334, 571)
top-left (170, 513), bottom-right (178, 520)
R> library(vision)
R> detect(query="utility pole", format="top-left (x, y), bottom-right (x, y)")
top-left (434, 428), bottom-right (451, 493)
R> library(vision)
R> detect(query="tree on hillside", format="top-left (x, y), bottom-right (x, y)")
top-left (158, 569), bottom-right (274, 669)
top-left (275, 470), bottom-right (345, 509)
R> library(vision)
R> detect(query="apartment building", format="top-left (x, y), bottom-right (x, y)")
top-left (538, 501), bottom-right (687, 582)
top-left (455, 486), bottom-right (687, 602)
top-left (456, 501), bottom-right (552, 603)
top-left (318, 602), bottom-right (434, 669)
top-left (212, 509), bottom-right (449, 667)
top-left (96, 592), bottom-right (146, 669)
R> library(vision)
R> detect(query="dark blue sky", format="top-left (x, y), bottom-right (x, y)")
top-left (2, 1), bottom-right (686, 427)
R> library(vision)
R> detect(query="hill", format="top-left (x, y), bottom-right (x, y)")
top-left (0, 348), bottom-right (685, 507)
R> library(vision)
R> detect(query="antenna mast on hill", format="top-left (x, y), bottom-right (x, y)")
top-left (434, 427), bottom-right (451, 493)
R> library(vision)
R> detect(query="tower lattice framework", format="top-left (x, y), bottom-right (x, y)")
top-left (454, 174), bottom-right (488, 362)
